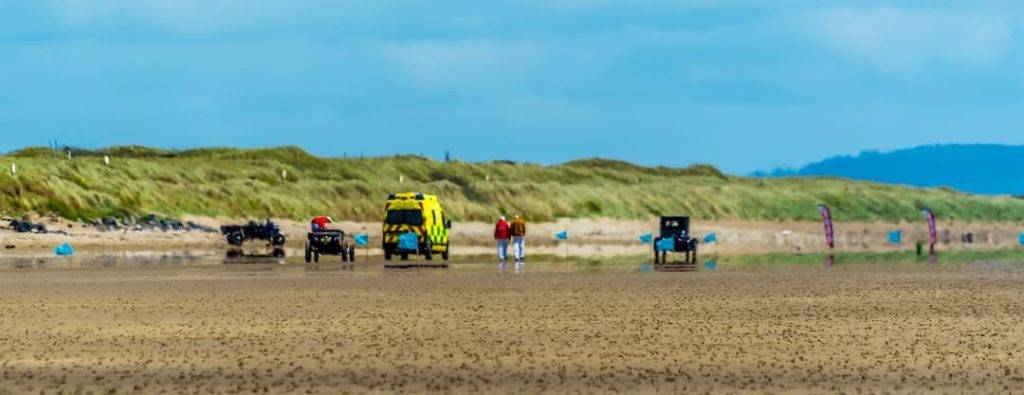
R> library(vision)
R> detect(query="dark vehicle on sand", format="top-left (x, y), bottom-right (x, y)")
top-left (220, 220), bottom-right (287, 258)
top-left (305, 230), bottom-right (356, 263)
top-left (653, 216), bottom-right (699, 264)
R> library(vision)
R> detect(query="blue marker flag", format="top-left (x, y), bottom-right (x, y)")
top-left (555, 230), bottom-right (569, 240)
top-left (638, 233), bottom-right (653, 244)
top-left (397, 232), bottom-right (419, 251)
top-left (888, 230), bottom-right (902, 244)
top-left (1019, 233), bottom-right (1024, 246)
top-left (54, 243), bottom-right (74, 257)
top-left (704, 260), bottom-right (717, 271)
top-left (703, 232), bottom-right (717, 244)
top-left (353, 233), bottom-right (369, 247)
top-left (655, 238), bottom-right (675, 252)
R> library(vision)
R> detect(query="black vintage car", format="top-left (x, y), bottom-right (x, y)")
top-left (653, 216), bottom-right (699, 264)
top-left (304, 230), bottom-right (357, 263)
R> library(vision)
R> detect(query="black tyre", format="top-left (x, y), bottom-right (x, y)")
top-left (271, 234), bottom-right (286, 246)
top-left (304, 244), bottom-right (312, 263)
top-left (400, 252), bottom-right (409, 261)
top-left (341, 251), bottom-right (348, 262)
top-left (313, 251), bottom-right (319, 263)
top-left (423, 242), bottom-right (433, 261)
top-left (227, 231), bottom-right (244, 246)
top-left (441, 251), bottom-right (449, 261)
top-left (272, 248), bottom-right (286, 258)
top-left (384, 248), bottom-right (392, 261)
top-left (348, 246), bottom-right (356, 262)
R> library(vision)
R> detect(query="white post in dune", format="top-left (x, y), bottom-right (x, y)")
top-left (281, 169), bottom-right (287, 181)
top-left (399, 175), bottom-right (404, 184)
top-left (103, 155), bottom-right (110, 166)
top-left (10, 163), bottom-right (16, 175)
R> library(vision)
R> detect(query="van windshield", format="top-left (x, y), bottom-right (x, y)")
top-left (386, 209), bottom-right (424, 226)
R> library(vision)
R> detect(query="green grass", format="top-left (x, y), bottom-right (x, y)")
top-left (4, 145), bottom-right (1024, 222)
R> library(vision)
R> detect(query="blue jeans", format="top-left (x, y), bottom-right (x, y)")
top-left (497, 239), bottom-right (509, 261)
top-left (512, 236), bottom-right (525, 260)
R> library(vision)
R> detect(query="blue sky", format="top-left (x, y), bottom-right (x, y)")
top-left (2, 1), bottom-right (1023, 174)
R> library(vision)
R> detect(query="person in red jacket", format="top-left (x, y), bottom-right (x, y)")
top-left (311, 216), bottom-right (332, 232)
top-left (494, 216), bottom-right (511, 263)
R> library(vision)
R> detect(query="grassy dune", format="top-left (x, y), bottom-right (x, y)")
top-left (2, 145), bottom-right (1024, 222)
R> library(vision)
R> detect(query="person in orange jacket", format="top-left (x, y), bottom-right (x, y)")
top-left (510, 215), bottom-right (526, 265)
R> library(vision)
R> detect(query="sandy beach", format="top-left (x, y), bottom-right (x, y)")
top-left (1, 260), bottom-right (1022, 393)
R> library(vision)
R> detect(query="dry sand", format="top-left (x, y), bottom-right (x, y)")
top-left (1, 261), bottom-right (1023, 393)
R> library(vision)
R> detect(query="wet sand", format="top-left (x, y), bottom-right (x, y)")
top-left (1, 260), bottom-right (1023, 394)
top-left (6, 216), bottom-right (1024, 257)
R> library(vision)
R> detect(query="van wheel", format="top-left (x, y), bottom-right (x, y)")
top-left (441, 250), bottom-right (449, 261)
top-left (384, 249), bottom-right (392, 261)
top-left (424, 242), bottom-right (433, 261)
top-left (400, 252), bottom-right (409, 261)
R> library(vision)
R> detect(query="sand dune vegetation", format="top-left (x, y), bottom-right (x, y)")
top-left (2, 145), bottom-right (1024, 223)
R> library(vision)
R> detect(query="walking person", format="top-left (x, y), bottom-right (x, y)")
top-left (510, 215), bottom-right (527, 271)
top-left (494, 216), bottom-right (511, 268)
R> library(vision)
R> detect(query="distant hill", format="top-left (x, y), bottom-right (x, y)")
top-left (2, 145), bottom-right (1024, 222)
top-left (758, 144), bottom-right (1024, 196)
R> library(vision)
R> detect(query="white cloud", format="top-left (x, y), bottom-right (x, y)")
top-left (808, 6), bottom-right (1014, 72)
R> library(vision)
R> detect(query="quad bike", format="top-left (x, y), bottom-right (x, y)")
top-left (220, 220), bottom-right (287, 258)
top-left (305, 230), bottom-right (357, 263)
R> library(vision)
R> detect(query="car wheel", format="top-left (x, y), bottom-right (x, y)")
top-left (227, 232), bottom-right (244, 246)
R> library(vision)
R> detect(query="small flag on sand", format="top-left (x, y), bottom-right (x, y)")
top-left (638, 233), bottom-right (652, 244)
top-left (54, 243), bottom-right (74, 257)
top-left (354, 233), bottom-right (369, 247)
top-left (655, 238), bottom-right (674, 252)
top-left (555, 230), bottom-right (568, 240)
